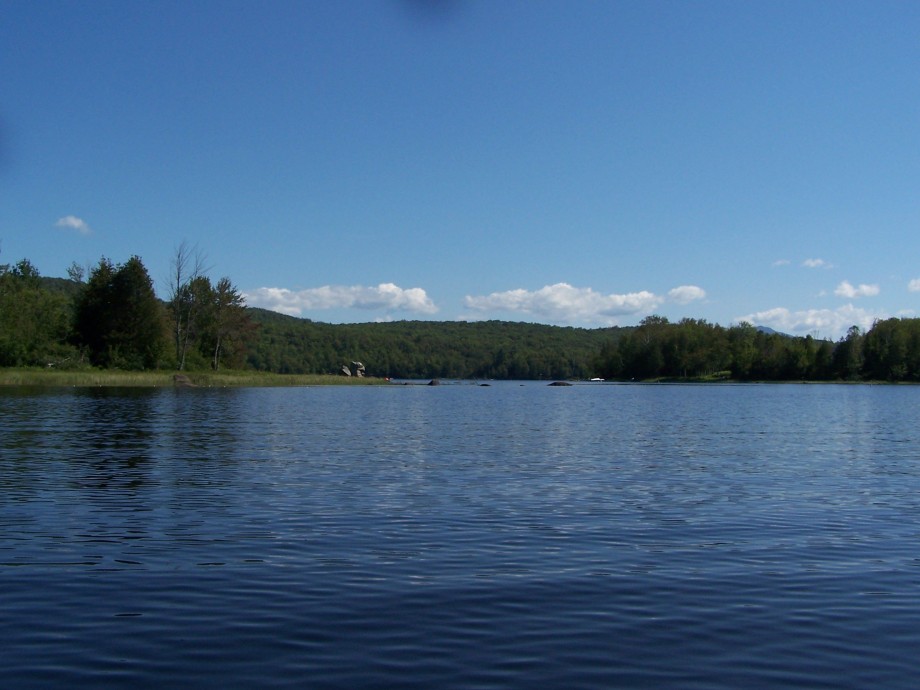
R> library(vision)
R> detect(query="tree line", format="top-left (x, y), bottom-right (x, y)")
top-left (1, 249), bottom-right (616, 378)
top-left (0, 249), bottom-right (252, 371)
top-left (594, 315), bottom-right (920, 382)
top-left (6, 249), bottom-right (920, 381)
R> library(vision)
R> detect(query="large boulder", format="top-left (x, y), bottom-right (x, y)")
top-left (173, 374), bottom-right (196, 387)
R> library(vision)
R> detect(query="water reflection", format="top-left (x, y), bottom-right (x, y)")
top-left (2, 384), bottom-right (920, 688)
top-left (68, 387), bottom-right (159, 492)
top-left (0, 386), bottom-right (258, 569)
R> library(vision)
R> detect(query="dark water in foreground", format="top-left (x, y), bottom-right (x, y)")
top-left (2, 382), bottom-right (920, 688)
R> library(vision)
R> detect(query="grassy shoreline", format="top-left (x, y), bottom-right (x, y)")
top-left (3, 368), bottom-right (904, 388)
top-left (0, 368), bottom-right (389, 388)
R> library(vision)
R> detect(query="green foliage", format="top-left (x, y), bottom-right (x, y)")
top-left (11, 248), bottom-right (920, 383)
top-left (245, 311), bottom-right (620, 379)
top-left (596, 316), bottom-right (871, 381)
top-left (169, 275), bottom-right (211, 370)
top-left (0, 259), bottom-right (76, 366)
top-left (167, 274), bottom-right (255, 371)
top-left (862, 318), bottom-right (920, 381)
top-left (73, 256), bottom-right (167, 369)
top-left (208, 277), bottom-right (254, 370)
top-left (831, 326), bottom-right (865, 381)
top-left (600, 316), bottom-right (732, 380)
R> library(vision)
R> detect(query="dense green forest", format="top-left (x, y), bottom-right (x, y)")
top-left (0, 255), bottom-right (253, 373)
top-left (246, 309), bottom-right (618, 379)
top-left (0, 253), bottom-right (617, 379)
top-left (5, 252), bottom-right (920, 382)
top-left (595, 315), bottom-right (920, 382)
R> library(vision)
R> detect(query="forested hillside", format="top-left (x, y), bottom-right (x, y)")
top-left (246, 309), bottom-right (621, 379)
top-left (6, 254), bottom-right (920, 382)
top-left (0, 254), bottom-right (621, 379)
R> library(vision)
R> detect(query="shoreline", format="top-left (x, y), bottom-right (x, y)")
top-left (2, 368), bottom-right (908, 388)
top-left (0, 368), bottom-right (389, 388)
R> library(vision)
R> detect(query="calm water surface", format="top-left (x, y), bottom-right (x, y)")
top-left (2, 382), bottom-right (920, 688)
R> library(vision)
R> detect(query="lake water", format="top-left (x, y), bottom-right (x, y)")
top-left (2, 382), bottom-right (920, 688)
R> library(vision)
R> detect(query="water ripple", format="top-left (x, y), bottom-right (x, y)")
top-left (2, 384), bottom-right (920, 688)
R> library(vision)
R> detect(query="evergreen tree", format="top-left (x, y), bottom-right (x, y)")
top-left (832, 326), bottom-right (865, 381)
top-left (73, 256), bottom-right (166, 369)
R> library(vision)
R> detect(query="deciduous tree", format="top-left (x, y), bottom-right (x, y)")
top-left (0, 259), bottom-right (73, 366)
top-left (167, 242), bottom-right (208, 370)
top-left (208, 277), bottom-right (251, 370)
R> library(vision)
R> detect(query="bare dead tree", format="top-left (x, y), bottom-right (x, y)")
top-left (167, 241), bottom-right (208, 370)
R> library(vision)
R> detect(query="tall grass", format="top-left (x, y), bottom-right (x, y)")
top-left (0, 368), bottom-right (389, 388)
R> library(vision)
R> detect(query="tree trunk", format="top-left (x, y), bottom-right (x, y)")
top-left (212, 335), bottom-right (222, 371)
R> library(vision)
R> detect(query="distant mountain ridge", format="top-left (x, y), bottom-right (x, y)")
top-left (755, 325), bottom-right (790, 337)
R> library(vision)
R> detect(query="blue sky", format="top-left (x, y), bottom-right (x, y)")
top-left (2, 0), bottom-right (919, 340)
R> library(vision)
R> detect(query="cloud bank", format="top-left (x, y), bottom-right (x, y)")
top-left (244, 283), bottom-right (438, 317)
top-left (55, 215), bottom-right (91, 235)
top-left (908, 278), bottom-right (920, 293)
top-left (463, 283), bottom-right (705, 325)
top-left (737, 304), bottom-right (882, 339)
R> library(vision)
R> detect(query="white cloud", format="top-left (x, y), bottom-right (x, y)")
top-left (908, 278), bottom-right (920, 293)
top-left (462, 282), bottom-right (709, 325)
top-left (803, 258), bottom-right (832, 269)
top-left (834, 280), bottom-right (880, 299)
top-left (667, 285), bottom-right (706, 304)
top-left (464, 283), bottom-right (662, 324)
top-left (54, 215), bottom-right (91, 235)
top-left (773, 259), bottom-right (791, 267)
top-left (737, 304), bottom-right (883, 340)
top-left (244, 283), bottom-right (438, 317)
